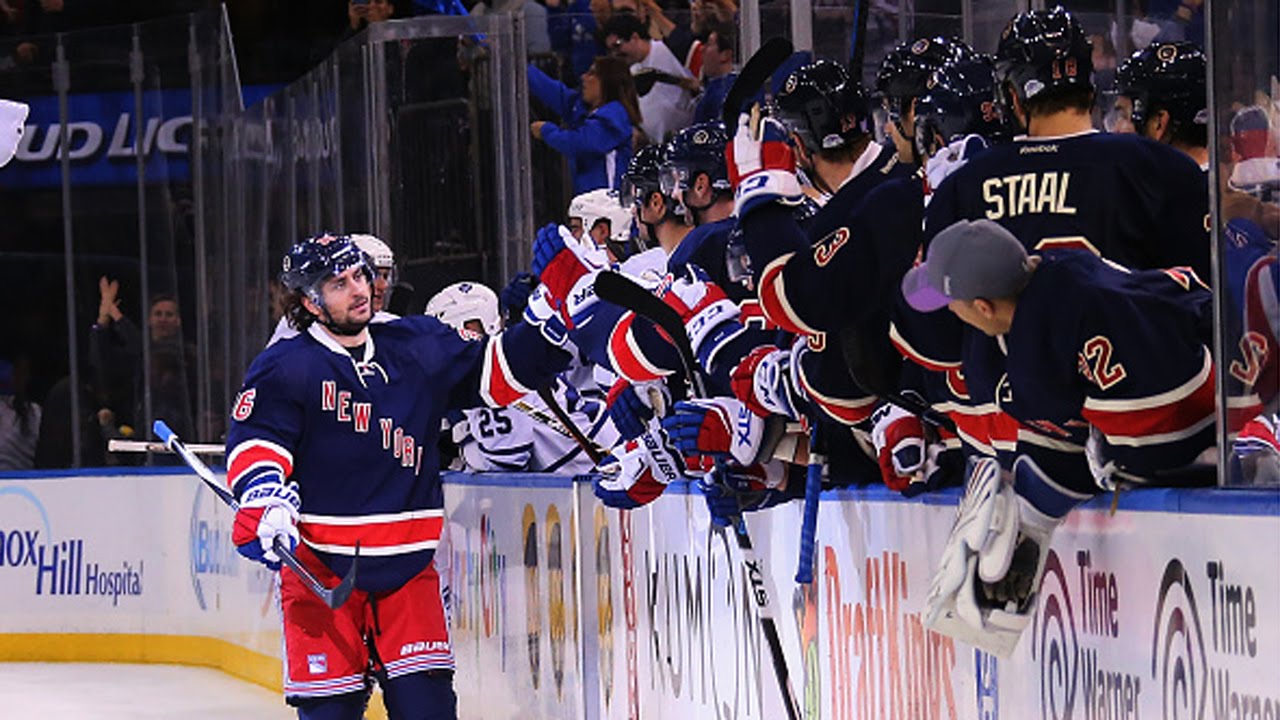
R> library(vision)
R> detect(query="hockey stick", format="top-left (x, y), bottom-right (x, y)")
top-left (723, 36), bottom-right (795, 136)
top-left (534, 385), bottom-right (608, 465)
top-left (109, 438), bottom-right (225, 455)
top-left (794, 428), bottom-right (825, 585)
top-left (153, 420), bottom-right (358, 610)
top-left (848, 0), bottom-right (872, 84)
top-left (593, 271), bottom-right (803, 720)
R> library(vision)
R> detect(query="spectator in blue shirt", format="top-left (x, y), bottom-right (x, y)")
top-left (530, 56), bottom-right (643, 194)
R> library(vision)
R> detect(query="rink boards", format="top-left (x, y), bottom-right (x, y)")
top-left (1, 468), bottom-right (1278, 720)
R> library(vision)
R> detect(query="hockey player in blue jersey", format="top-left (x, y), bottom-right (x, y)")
top-left (721, 55), bottom-right (1005, 494)
top-left (902, 219), bottom-right (1216, 656)
top-left (661, 121), bottom-right (747, 298)
top-left (722, 59), bottom-right (909, 439)
top-left (1111, 41), bottom-right (1209, 169)
top-left (925, 6), bottom-right (1211, 279)
top-left (225, 234), bottom-right (570, 719)
top-left (874, 35), bottom-right (977, 167)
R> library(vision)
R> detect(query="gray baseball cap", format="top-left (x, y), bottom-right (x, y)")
top-left (901, 219), bottom-right (1033, 312)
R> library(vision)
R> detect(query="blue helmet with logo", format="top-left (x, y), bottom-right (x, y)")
top-left (660, 121), bottom-right (732, 198)
top-left (1114, 41), bottom-right (1207, 130)
top-left (995, 6), bottom-right (1093, 116)
top-left (914, 56), bottom-right (1008, 157)
top-left (774, 59), bottom-right (871, 154)
top-left (875, 36), bottom-right (977, 120)
top-left (280, 233), bottom-right (373, 305)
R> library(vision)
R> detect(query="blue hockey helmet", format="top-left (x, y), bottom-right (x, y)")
top-left (280, 233), bottom-right (373, 305)
top-left (995, 6), bottom-right (1093, 115)
top-left (914, 56), bottom-right (1007, 157)
top-left (1114, 41), bottom-right (1207, 131)
top-left (875, 36), bottom-right (977, 120)
top-left (774, 59), bottom-right (870, 154)
top-left (659, 121), bottom-right (732, 198)
top-left (619, 144), bottom-right (669, 209)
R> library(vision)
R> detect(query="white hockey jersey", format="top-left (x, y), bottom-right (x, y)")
top-left (450, 375), bottom-right (618, 474)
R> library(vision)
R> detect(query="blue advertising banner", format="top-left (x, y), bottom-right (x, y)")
top-left (0, 85), bottom-right (279, 189)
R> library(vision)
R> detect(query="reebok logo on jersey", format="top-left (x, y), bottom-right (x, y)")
top-left (1018, 144), bottom-right (1059, 154)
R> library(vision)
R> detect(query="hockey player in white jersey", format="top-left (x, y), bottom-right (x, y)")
top-left (268, 233), bottom-right (399, 347)
top-left (427, 281), bottom-right (617, 474)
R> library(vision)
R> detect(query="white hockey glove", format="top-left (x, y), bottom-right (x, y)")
top-left (726, 113), bottom-right (804, 217)
top-left (923, 134), bottom-right (987, 199)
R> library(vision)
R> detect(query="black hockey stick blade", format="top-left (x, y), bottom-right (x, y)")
top-left (276, 541), bottom-right (359, 610)
top-left (154, 419), bottom-right (357, 610)
top-left (537, 385), bottom-right (608, 465)
top-left (723, 36), bottom-right (794, 135)
top-left (593, 271), bottom-right (707, 397)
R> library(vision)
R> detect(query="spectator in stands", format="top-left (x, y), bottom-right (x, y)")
top-left (0, 357), bottom-right (40, 471)
top-left (692, 21), bottom-right (736, 123)
top-left (529, 55), bottom-right (642, 193)
top-left (89, 277), bottom-right (196, 441)
top-left (603, 13), bottom-right (695, 144)
top-left (344, 0), bottom-right (396, 39)
top-left (611, 0), bottom-right (698, 76)
top-left (33, 374), bottom-right (116, 469)
top-left (546, 0), bottom-right (602, 83)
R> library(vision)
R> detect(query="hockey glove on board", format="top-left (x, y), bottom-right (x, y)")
top-left (698, 461), bottom-right (789, 528)
top-left (232, 473), bottom-right (301, 571)
top-left (590, 423), bottom-right (685, 509)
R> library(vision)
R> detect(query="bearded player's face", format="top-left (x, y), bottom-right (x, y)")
top-left (314, 265), bottom-right (373, 331)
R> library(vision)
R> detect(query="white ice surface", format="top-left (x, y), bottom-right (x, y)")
top-left (0, 662), bottom-right (295, 719)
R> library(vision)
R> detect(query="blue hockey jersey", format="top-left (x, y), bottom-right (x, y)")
top-left (226, 317), bottom-right (567, 592)
top-left (924, 130), bottom-right (1211, 279)
top-left (974, 251), bottom-right (1215, 477)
